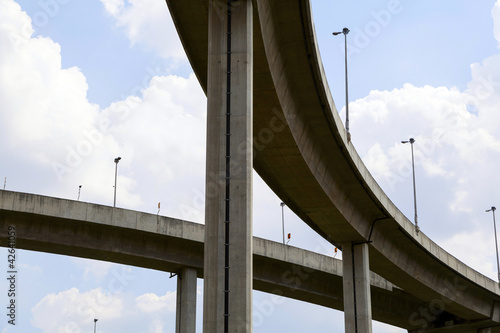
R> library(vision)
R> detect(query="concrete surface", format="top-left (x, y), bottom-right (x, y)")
top-left (0, 190), bottom-right (457, 331)
top-left (164, 0), bottom-right (500, 331)
top-left (343, 242), bottom-right (372, 333)
top-left (176, 267), bottom-right (197, 333)
top-left (203, 0), bottom-right (254, 331)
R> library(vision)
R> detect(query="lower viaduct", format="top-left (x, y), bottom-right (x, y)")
top-left (2, 0), bottom-right (500, 332)
top-left (0, 190), bottom-right (499, 332)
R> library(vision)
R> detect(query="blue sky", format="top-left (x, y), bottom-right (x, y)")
top-left (1, 0), bottom-right (500, 332)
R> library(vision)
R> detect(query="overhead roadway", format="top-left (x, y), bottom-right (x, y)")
top-left (1, 190), bottom-right (428, 330)
top-left (165, 0), bottom-right (500, 331)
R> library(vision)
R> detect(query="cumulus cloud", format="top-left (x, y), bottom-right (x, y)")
top-left (350, 84), bottom-right (482, 190)
top-left (4, 0), bottom-right (500, 331)
top-left (0, 1), bottom-right (99, 159)
top-left (335, 3), bottom-right (500, 280)
top-left (347, 48), bottom-right (500, 280)
top-left (439, 229), bottom-right (497, 278)
top-left (0, 0), bottom-right (118, 198)
top-left (349, 80), bottom-right (500, 262)
top-left (492, 0), bottom-right (500, 46)
top-left (136, 291), bottom-right (176, 313)
top-left (99, 0), bottom-right (186, 61)
top-left (70, 258), bottom-right (114, 281)
top-left (31, 287), bottom-right (177, 333)
top-left (0, 0), bottom-right (207, 217)
top-left (31, 288), bottom-right (123, 332)
top-left (96, 72), bottom-right (207, 218)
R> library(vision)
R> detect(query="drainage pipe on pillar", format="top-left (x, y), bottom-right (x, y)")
top-left (203, 1), bottom-right (253, 331)
top-left (342, 242), bottom-right (373, 333)
top-left (223, 1), bottom-right (233, 332)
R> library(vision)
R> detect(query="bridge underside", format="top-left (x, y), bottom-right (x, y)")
top-left (1, 0), bottom-right (499, 331)
top-left (165, 0), bottom-right (500, 331)
top-left (0, 190), bottom-right (477, 331)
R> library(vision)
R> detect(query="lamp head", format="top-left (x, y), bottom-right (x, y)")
top-left (333, 28), bottom-right (350, 36)
top-left (114, 157), bottom-right (121, 163)
top-left (280, 202), bottom-right (285, 207)
top-left (487, 207), bottom-right (497, 212)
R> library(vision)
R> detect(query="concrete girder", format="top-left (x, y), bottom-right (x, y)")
top-left (203, 0), bottom-right (254, 331)
top-left (165, 0), bottom-right (500, 327)
top-left (176, 267), bottom-right (197, 333)
top-left (0, 190), bottom-right (446, 330)
top-left (252, 0), bottom-right (500, 326)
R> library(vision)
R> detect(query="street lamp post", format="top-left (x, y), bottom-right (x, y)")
top-left (94, 318), bottom-right (98, 333)
top-left (486, 207), bottom-right (500, 283)
top-left (401, 138), bottom-right (419, 233)
top-left (113, 157), bottom-right (121, 207)
top-left (280, 202), bottom-right (286, 245)
top-left (333, 27), bottom-right (351, 142)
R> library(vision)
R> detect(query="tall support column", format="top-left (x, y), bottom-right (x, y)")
top-left (176, 267), bottom-right (197, 333)
top-left (342, 242), bottom-right (373, 333)
top-left (203, 0), bottom-right (253, 332)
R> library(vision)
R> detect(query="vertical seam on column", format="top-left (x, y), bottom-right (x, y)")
top-left (351, 242), bottom-right (358, 333)
top-left (223, 1), bottom-right (233, 332)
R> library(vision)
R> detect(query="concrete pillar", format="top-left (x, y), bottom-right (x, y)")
top-left (176, 267), bottom-right (197, 333)
top-left (342, 242), bottom-right (372, 333)
top-left (203, 0), bottom-right (253, 332)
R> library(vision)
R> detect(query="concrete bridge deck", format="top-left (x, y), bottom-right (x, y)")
top-left (0, 190), bottom-right (445, 331)
top-left (165, 0), bottom-right (500, 331)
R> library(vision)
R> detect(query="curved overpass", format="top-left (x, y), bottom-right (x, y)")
top-left (165, 0), bottom-right (500, 331)
top-left (0, 190), bottom-right (428, 329)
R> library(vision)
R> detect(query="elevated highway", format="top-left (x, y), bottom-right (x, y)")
top-left (165, 0), bottom-right (500, 331)
top-left (1, 190), bottom-right (426, 330)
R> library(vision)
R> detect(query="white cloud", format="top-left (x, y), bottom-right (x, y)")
top-left (0, 2), bottom-right (98, 158)
top-left (0, 0), bottom-right (136, 206)
top-left (97, 72), bottom-right (207, 217)
top-left (136, 291), bottom-right (176, 313)
top-left (4, 0), bottom-right (500, 330)
top-left (492, 0), bottom-right (500, 46)
top-left (350, 84), bottom-right (481, 192)
top-left (70, 257), bottom-right (114, 281)
top-left (147, 319), bottom-right (168, 333)
top-left (31, 288), bottom-right (123, 333)
top-left (438, 229), bottom-right (497, 279)
top-left (99, 0), bottom-right (186, 61)
top-left (100, 0), bottom-right (124, 16)
top-left (0, 0), bottom-right (33, 42)
top-left (347, 41), bottom-right (500, 278)
top-left (31, 287), bottom-right (177, 333)
top-left (362, 143), bottom-right (391, 184)
top-left (0, 0), bottom-right (207, 217)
